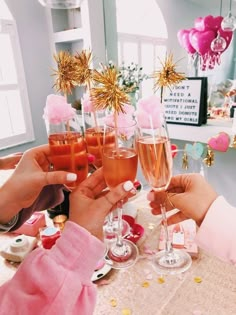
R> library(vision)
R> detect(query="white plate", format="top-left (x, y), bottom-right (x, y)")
top-left (91, 262), bottom-right (112, 282)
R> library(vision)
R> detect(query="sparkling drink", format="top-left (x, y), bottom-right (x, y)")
top-left (102, 147), bottom-right (138, 188)
top-left (136, 136), bottom-right (172, 191)
top-left (85, 127), bottom-right (112, 168)
top-left (49, 132), bottom-right (88, 190)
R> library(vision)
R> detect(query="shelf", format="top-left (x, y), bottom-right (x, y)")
top-left (168, 119), bottom-right (233, 143)
top-left (53, 28), bottom-right (83, 43)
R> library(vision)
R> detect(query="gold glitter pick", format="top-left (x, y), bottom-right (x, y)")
top-left (90, 64), bottom-right (130, 114)
top-left (203, 146), bottom-right (214, 167)
top-left (74, 49), bottom-right (93, 89)
top-left (52, 51), bottom-right (81, 95)
top-left (152, 53), bottom-right (186, 102)
top-left (182, 152), bottom-right (189, 170)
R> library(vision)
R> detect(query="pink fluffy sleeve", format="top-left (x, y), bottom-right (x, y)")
top-left (0, 221), bottom-right (105, 315)
top-left (196, 196), bottom-right (236, 265)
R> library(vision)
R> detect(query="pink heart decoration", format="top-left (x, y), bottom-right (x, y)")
top-left (194, 17), bottom-right (204, 31)
top-left (204, 15), bottom-right (223, 32)
top-left (207, 132), bottom-right (230, 152)
top-left (177, 29), bottom-right (196, 54)
top-left (195, 15), bottom-right (223, 32)
top-left (190, 30), bottom-right (216, 55)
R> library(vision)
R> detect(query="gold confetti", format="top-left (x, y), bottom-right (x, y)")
top-left (122, 308), bottom-right (132, 315)
top-left (90, 64), bottom-right (130, 114)
top-left (141, 281), bottom-right (150, 288)
top-left (110, 298), bottom-right (117, 307)
top-left (194, 277), bottom-right (202, 283)
top-left (157, 277), bottom-right (165, 284)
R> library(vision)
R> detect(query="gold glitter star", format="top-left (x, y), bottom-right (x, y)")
top-left (90, 64), bottom-right (130, 113)
top-left (52, 51), bottom-right (81, 95)
top-left (74, 49), bottom-right (93, 89)
top-left (152, 53), bottom-right (186, 101)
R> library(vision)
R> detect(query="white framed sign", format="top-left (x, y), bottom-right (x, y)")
top-left (163, 77), bottom-right (208, 126)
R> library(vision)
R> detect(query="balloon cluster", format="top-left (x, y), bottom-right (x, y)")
top-left (177, 15), bottom-right (233, 71)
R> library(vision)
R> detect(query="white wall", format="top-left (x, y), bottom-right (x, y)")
top-left (1, 0), bottom-right (54, 155)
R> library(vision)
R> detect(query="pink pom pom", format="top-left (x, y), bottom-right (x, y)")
top-left (136, 95), bottom-right (163, 128)
top-left (43, 94), bottom-right (76, 124)
top-left (81, 92), bottom-right (95, 112)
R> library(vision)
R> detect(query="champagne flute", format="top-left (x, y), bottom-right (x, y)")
top-left (136, 113), bottom-right (192, 275)
top-left (103, 120), bottom-right (139, 269)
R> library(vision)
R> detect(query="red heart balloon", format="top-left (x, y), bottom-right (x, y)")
top-left (190, 30), bottom-right (216, 55)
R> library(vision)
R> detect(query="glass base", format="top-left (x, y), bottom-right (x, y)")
top-left (103, 218), bottom-right (130, 241)
top-left (105, 239), bottom-right (139, 269)
top-left (152, 249), bottom-right (192, 275)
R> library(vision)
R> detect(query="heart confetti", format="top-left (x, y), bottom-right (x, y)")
top-left (207, 132), bottom-right (230, 152)
top-left (185, 142), bottom-right (205, 160)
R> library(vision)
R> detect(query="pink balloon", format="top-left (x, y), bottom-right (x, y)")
top-left (177, 29), bottom-right (196, 54)
top-left (194, 15), bottom-right (223, 32)
top-left (204, 15), bottom-right (223, 32)
top-left (189, 30), bottom-right (216, 55)
top-left (194, 17), bottom-right (204, 31)
top-left (218, 28), bottom-right (233, 50)
top-left (177, 29), bottom-right (186, 46)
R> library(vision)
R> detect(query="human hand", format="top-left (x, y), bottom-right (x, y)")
top-left (147, 173), bottom-right (218, 226)
top-left (1, 145), bottom-right (77, 217)
top-left (69, 167), bottom-right (135, 240)
top-left (0, 152), bottom-right (23, 170)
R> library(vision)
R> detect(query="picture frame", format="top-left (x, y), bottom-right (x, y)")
top-left (163, 77), bottom-right (208, 126)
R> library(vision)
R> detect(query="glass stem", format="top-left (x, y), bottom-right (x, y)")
top-left (160, 203), bottom-right (173, 253)
top-left (107, 212), bottom-right (114, 229)
top-left (116, 200), bottom-right (124, 247)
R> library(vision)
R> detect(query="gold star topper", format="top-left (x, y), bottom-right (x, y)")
top-left (152, 53), bottom-right (186, 101)
top-left (52, 51), bottom-right (81, 95)
top-left (90, 64), bottom-right (130, 114)
top-left (74, 49), bottom-right (93, 89)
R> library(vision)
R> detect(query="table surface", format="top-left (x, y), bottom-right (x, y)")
top-left (0, 178), bottom-right (236, 315)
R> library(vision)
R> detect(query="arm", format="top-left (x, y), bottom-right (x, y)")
top-left (196, 196), bottom-right (236, 265)
top-left (0, 222), bottom-right (104, 315)
top-left (0, 167), bottom-right (134, 314)
top-left (0, 153), bottom-right (22, 170)
top-left (0, 145), bottom-right (77, 225)
top-left (147, 174), bottom-right (236, 264)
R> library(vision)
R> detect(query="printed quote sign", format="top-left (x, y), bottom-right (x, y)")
top-left (163, 77), bottom-right (208, 126)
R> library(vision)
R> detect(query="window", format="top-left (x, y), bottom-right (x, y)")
top-left (115, 0), bottom-right (168, 97)
top-left (0, 1), bottom-right (34, 150)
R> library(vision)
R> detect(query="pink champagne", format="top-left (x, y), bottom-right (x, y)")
top-left (103, 147), bottom-right (138, 189)
top-left (85, 127), bottom-right (114, 168)
top-left (136, 136), bottom-right (172, 191)
top-left (49, 132), bottom-right (88, 189)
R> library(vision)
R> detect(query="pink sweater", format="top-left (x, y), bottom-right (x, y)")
top-left (1, 196), bottom-right (235, 314)
top-left (0, 221), bottom-right (105, 315)
top-left (196, 196), bottom-right (236, 265)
